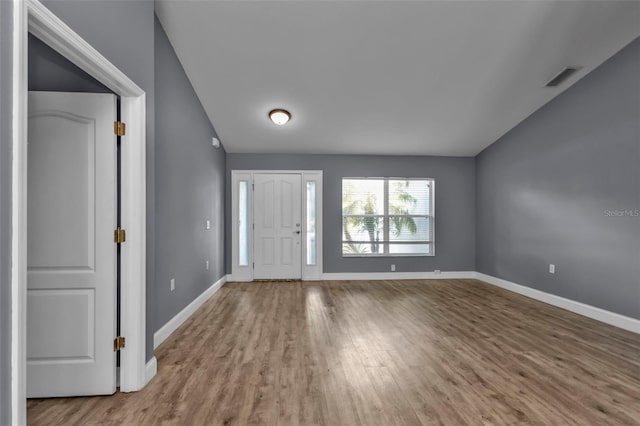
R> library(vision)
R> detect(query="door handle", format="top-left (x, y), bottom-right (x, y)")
top-left (294, 230), bottom-right (301, 234)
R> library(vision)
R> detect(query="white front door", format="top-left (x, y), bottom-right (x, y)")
top-left (253, 173), bottom-right (302, 279)
top-left (27, 91), bottom-right (117, 397)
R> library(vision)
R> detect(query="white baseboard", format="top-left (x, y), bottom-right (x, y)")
top-left (475, 272), bottom-right (640, 334)
top-left (153, 275), bottom-right (228, 349)
top-left (229, 271), bottom-right (476, 282)
top-left (320, 271), bottom-right (476, 281)
top-left (145, 356), bottom-right (157, 385)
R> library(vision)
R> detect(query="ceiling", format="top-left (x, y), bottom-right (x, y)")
top-left (155, 0), bottom-right (640, 157)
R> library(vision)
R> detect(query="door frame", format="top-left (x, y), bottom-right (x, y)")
top-left (231, 170), bottom-right (323, 282)
top-left (11, 1), bottom-right (148, 423)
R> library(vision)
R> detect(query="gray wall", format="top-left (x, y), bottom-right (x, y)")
top-left (476, 37), bottom-right (640, 319)
top-left (0, 0), bottom-right (13, 422)
top-left (29, 34), bottom-right (110, 93)
top-left (226, 154), bottom-right (476, 274)
top-left (37, 0), bottom-right (157, 360)
top-left (154, 16), bottom-right (226, 331)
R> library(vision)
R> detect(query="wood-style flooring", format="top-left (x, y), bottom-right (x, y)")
top-left (27, 279), bottom-right (640, 425)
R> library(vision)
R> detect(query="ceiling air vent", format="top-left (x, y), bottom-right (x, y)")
top-left (545, 67), bottom-right (581, 87)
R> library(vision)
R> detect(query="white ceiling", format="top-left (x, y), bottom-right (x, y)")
top-left (155, 0), bottom-right (640, 156)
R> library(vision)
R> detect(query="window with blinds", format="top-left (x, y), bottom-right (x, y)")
top-left (342, 178), bottom-right (434, 256)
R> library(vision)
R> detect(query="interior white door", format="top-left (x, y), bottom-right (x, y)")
top-left (253, 174), bottom-right (302, 279)
top-left (27, 91), bottom-right (117, 397)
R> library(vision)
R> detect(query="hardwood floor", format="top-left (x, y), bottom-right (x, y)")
top-left (27, 279), bottom-right (640, 425)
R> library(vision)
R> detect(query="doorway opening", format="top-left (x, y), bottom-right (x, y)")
top-left (27, 31), bottom-right (123, 397)
top-left (12, 1), bottom-right (148, 423)
top-left (231, 171), bottom-right (323, 281)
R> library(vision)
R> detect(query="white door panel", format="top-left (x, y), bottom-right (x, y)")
top-left (27, 111), bottom-right (95, 270)
top-left (253, 174), bottom-right (302, 279)
top-left (27, 91), bottom-right (117, 397)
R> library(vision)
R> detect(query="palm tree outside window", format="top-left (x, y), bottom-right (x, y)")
top-left (342, 178), bottom-right (434, 256)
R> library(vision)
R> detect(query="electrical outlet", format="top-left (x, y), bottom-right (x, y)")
top-left (206, 220), bottom-right (211, 230)
top-left (206, 260), bottom-right (209, 270)
top-left (391, 264), bottom-right (396, 272)
top-left (434, 269), bottom-right (441, 274)
top-left (170, 278), bottom-right (175, 291)
top-left (549, 264), bottom-right (555, 274)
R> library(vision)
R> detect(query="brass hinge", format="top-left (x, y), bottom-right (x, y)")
top-left (114, 121), bottom-right (126, 137)
top-left (114, 228), bottom-right (126, 243)
top-left (114, 336), bottom-right (126, 352)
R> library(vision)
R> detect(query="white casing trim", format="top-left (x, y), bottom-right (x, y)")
top-left (117, 92), bottom-right (146, 393)
top-left (154, 275), bottom-right (228, 349)
top-left (12, 2), bottom-right (28, 424)
top-left (320, 271), bottom-right (476, 281)
top-left (145, 357), bottom-right (157, 386)
top-left (475, 273), bottom-right (640, 334)
top-left (26, 0), bottom-right (143, 97)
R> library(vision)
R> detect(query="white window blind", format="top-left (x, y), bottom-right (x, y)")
top-left (342, 178), bottom-right (434, 256)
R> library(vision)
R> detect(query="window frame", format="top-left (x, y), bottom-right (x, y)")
top-left (341, 177), bottom-right (435, 257)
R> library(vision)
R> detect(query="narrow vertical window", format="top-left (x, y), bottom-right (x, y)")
top-left (238, 180), bottom-right (249, 266)
top-left (306, 181), bottom-right (317, 265)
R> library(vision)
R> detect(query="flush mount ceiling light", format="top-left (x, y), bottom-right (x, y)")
top-left (269, 109), bottom-right (291, 125)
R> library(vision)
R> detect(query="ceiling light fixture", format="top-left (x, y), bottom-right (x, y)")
top-left (269, 109), bottom-right (291, 125)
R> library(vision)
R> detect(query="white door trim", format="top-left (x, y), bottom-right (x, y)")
top-left (230, 170), bottom-right (323, 282)
top-left (12, 1), bottom-right (148, 423)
